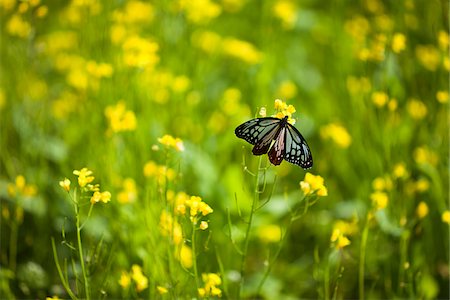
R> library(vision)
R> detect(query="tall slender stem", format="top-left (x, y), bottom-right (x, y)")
top-left (359, 218), bottom-right (369, 300)
top-left (9, 211), bottom-right (18, 272)
top-left (192, 222), bottom-right (200, 292)
top-left (74, 190), bottom-right (90, 300)
top-left (239, 156), bottom-right (263, 298)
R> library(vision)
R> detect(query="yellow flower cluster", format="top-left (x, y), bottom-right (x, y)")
top-left (198, 273), bottom-right (222, 298)
top-left (300, 172), bottom-right (328, 197)
top-left (370, 191), bottom-right (388, 210)
top-left (117, 178), bottom-right (137, 204)
top-left (273, 99), bottom-right (296, 124)
top-left (177, 0), bottom-right (221, 24)
top-left (122, 35), bottom-right (160, 69)
top-left (7, 175), bottom-right (37, 198)
top-left (70, 168), bottom-right (111, 205)
top-left (257, 224), bottom-right (282, 243)
top-left (105, 101), bottom-right (137, 133)
top-left (158, 134), bottom-right (185, 152)
top-left (273, 0), bottom-right (297, 29)
top-left (143, 161), bottom-right (176, 185)
top-left (192, 30), bottom-right (263, 65)
top-left (330, 228), bottom-right (351, 250)
top-left (119, 264), bottom-right (148, 292)
top-left (185, 195), bottom-right (214, 224)
top-left (320, 123), bottom-right (352, 148)
top-left (416, 201), bottom-right (429, 219)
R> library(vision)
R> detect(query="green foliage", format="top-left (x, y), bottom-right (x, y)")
top-left (0, 0), bottom-right (448, 299)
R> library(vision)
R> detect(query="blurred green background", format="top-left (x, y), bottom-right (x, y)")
top-left (0, 0), bottom-right (449, 299)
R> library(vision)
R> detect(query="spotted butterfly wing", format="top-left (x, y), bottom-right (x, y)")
top-left (235, 116), bottom-right (313, 169)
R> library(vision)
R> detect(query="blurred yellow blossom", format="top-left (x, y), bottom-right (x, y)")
top-left (415, 178), bottom-right (429, 193)
top-left (415, 45), bottom-right (440, 71)
top-left (442, 211), bottom-right (450, 224)
top-left (7, 175), bottom-right (37, 198)
top-left (436, 91), bottom-right (449, 103)
top-left (200, 221), bottom-right (209, 230)
top-left (114, 1), bottom-right (154, 24)
top-left (372, 176), bottom-right (392, 191)
top-left (414, 146), bottom-right (438, 166)
top-left (122, 36), bottom-right (159, 68)
top-left (222, 38), bottom-right (263, 64)
top-left (391, 33), bottom-right (406, 53)
top-left (392, 163), bottom-right (408, 179)
top-left (416, 201), bottom-right (429, 219)
top-left (320, 123), bottom-right (352, 148)
top-left (198, 273), bottom-right (222, 298)
top-left (7, 14), bottom-right (31, 38)
top-left (347, 76), bottom-right (371, 95)
top-left (90, 191), bottom-right (111, 204)
top-left (143, 161), bottom-right (176, 184)
top-left (221, 0), bottom-right (246, 12)
top-left (273, 0), bottom-right (297, 29)
top-left (119, 271), bottom-right (131, 288)
top-left (178, 244), bottom-right (193, 268)
top-left (277, 80), bottom-right (298, 99)
top-left (158, 134), bottom-right (185, 152)
top-left (0, 0), bottom-right (16, 11)
top-left (388, 99), bottom-right (398, 111)
top-left (86, 61), bottom-right (113, 78)
top-left (300, 172), bottom-right (328, 197)
top-left (407, 99), bottom-right (427, 120)
top-left (59, 178), bottom-right (71, 192)
top-left (330, 229), bottom-right (351, 249)
top-left (73, 168), bottom-right (95, 188)
top-left (117, 178), bottom-right (137, 204)
top-left (105, 101), bottom-right (137, 133)
top-left (35, 5), bottom-right (48, 18)
top-left (131, 265), bottom-right (148, 292)
top-left (172, 75), bottom-right (191, 93)
top-left (345, 15), bottom-right (370, 42)
top-left (257, 224), bottom-right (282, 243)
top-left (438, 30), bottom-right (449, 50)
top-left (191, 30), bottom-right (222, 54)
top-left (157, 286), bottom-right (168, 294)
top-left (0, 89), bottom-right (5, 111)
top-left (372, 91), bottom-right (389, 107)
top-left (371, 191), bottom-right (388, 210)
top-left (177, 0), bottom-right (221, 24)
top-left (259, 107), bottom-right (267, 117)
top-left (159, 211), bottom-right (183, 245)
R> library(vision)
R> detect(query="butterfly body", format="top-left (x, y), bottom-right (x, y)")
top-left (235, 116), bottom-right (313, 169)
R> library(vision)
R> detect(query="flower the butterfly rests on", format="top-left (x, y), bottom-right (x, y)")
top-left (235, 114), bottom-right (313, 169)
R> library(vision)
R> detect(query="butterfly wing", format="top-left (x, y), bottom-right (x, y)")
top-left (284, 123), bottom-right (313, 169)
top-left (235, 118), bottom-right (282, 155)
top-left (268, 126), bottom-right (286, 165)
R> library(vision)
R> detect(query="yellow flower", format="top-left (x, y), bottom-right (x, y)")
top-left (59, 178), bottom-right (71, 192)
top-left (35, 5), bottom-right (48, 18)
top-left (222, 38), bottom-right (263, 64)
top-left (177, 0), bottom-right (221, 24)
top-left (105, 101), bottom-right (137, 133)
top-left (158, 134), bottom-right (185, 152)
top-left (370, 191), bottom-right (388, 210)
top-left (0, 0), bottom-right (16, 11)
top-left (407, 99), bottom-right (427, 120)
top-left (391, 33), bottom-right (406, 53)
top-left (415, 178), bottom-right (429, 193)
top-left (415, 45), bottom-right (440, 71)
top-left (119, 271), bottom-right (131, 288)
top-left (131, 265), bottom-right (148, 292)
top-left (198, 273), bottom-right (222, 298)
top-left (416, 201), bottom-right (429, 219)
top-left (436, 91), bottom-right (449, 103)
top-left (179, 244), bottom-right (193, 268)
top-left (272, 99), bottom-right (296, 124)
top-left (7, 14), bottom-right (31, 38)
top-left (442, 211), bottom-right (450, 224)
top-left (320, 123), bottom-right (352, 148)
top-left (117, 178), bottom-right (137, 204)
top-left (273, 0), bottom-right (297, 29)
top-left (200, 221), bottom-right (209, 230)
top-left (372, 91), bottom-right (389, 107)
top-left (300, 172), bottom-right (328, 197)
top-left (257, 224), bottom-right (282, 243)
top-left (157, 286), bottom-right (168, 295)
top-left (90, 191), bottom-right (111, 204)
top-left (414, 146), bottom-right (438, 166)
top-left (392, 163), bottom-right (408, 179)
top-left (438, 30), bottom-right (449, 50)
top-left (346, 76), bottom-right (371, 95)
top-left (73, 168), bottom-right (95, 188)
top-left (259, 107), bottom-right (267, 117)
top-left (277, 80), bottom-right (298, 99)
top-left (122, 35), bottom-right (159, 68)
top-left (191, 30), bottom-right (223, 54)
top-left (330, 229), bottom-right (351, 249)
top-left (46, 297), bottom-right (59, 300)
top-left (119, 1), bottom-right (154, 24)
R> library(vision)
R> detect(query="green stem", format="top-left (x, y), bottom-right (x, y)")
top-left (191, 222), bottom-right (200, 293)
top-left (239, 156), bottom-right (263, 298)
top-left (9, 212), bottom-right (18, 272)
top-left (359, 217), bottom-right (369, 300)
top-left (51, 238), bottom-right (78, 300)
top-left (324, 256), bottom-right (330, 300)
top-left (75, 194), bottom-right (90, 300)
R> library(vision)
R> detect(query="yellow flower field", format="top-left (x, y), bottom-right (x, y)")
top-left (0, 0), bottom-right (448, 299)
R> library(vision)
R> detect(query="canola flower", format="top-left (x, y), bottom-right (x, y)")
top-left (300, 172), bottom-right (328, 197)
top-left (370, 191), bottom-right (388, 210)
top-left (117, 178), bottom-right (137, 204)
top-left (442, 211), bottom-right (450, 224)
top-left (320, 123), bottom-right (352, 148)
top-left (7, 175), bottom-right (37, 198)
top-left (198, 273), bottom-right (222, 298)
top-left (257, 224), bottom-right (282, 243)
top-left (273, 0), bottom-right (298, 29)
top-left (273, 98), bottom-right (296, 124)
top-left (119, 265), bottom-right (149, 292)
top-left (416, 201), bottom-right (429, 219)
top-left (157, 286), bottom-right (169, 295)
top-left (330, 228), bottom-right (351, 250)
top-left (158, 134), bottom-right (185, 152)
top-left (105, 101), bottom-right (137, 133)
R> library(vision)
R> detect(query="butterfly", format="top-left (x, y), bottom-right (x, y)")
top-left (235, 115), bottom-right (313, 169)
